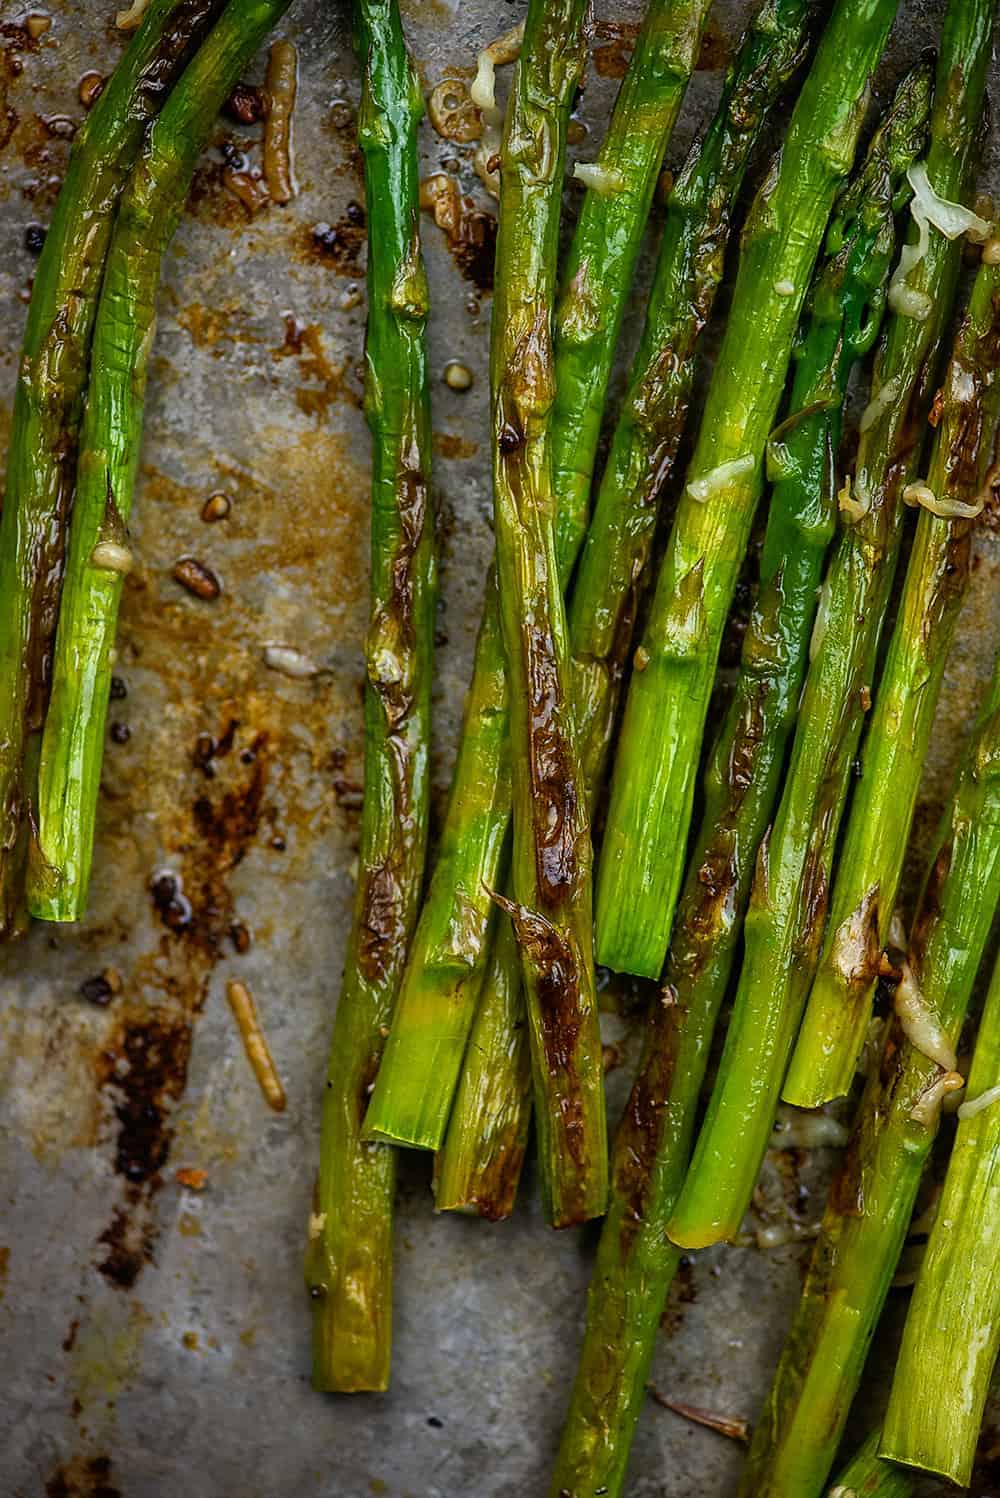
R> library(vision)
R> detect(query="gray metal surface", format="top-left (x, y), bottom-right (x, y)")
top-left (0, 1), bottom-right (997, 1494)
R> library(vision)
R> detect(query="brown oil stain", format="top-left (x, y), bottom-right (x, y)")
top-left (298, 209), bottom-right (367, 275)
top-left (419, 174), bottom-right (496, 293)
top-left (177, 299), bottom-right (257, 353)
top-left (45, 1454), bottom-right (121, 1498)
top-left (0, 1243), bottom-right (8, 1300)
top-left (433, 431), bottom-right (478, 460)
top-left (178, 1211), bottom-right (202, 1237)
top-left (272, 314), bottom-right (363, 416)
top-left (186, 158), bottom-right (265, 227)
top-left (696, 15), bottom-right (732, 71)
top-left (591, 19), bottom-right (638, 78)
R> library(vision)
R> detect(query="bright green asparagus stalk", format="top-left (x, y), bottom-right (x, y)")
top-left (786, 253), bottom-right (1000, 1105)
top-left (366, 0), bottom-right (708, 1165)
top-left (304, 0), bottom-right (435, 1391)
top-left (547, 64), bottom-right (929, 1498)
top-left (29, 0), bottom-right (295, 921)
top-left (487, 0), bottom-right (608, 1229)
top-left (595, 0), bottom-right (905, 981)
top-left (570, 0), bottom-right (814, 800)
top-left (881, 942), bottom-right (1000, 1485)
top-left (0, 0), bottom-right (227, 936)
top-left (738, 653), bottom-right (1000, 1498)
top-left (550, 0), bottom-right (714, 564)
top-left (668, 0), bottom-right (994, 1250)
top-left (831, 1432), bottom-right (914, 1498)
top-left (436, 0), bottom-right (819, 1221)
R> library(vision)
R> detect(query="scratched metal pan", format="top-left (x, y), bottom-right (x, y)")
top-left (0, 1), bottom-right (998, 1494)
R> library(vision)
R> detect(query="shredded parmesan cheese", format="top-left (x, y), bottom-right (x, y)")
top-left (908, 161), bottom-right (994, 244)
top-left (263, 40), bottom-right (298, 205)
top-left (859, 377), bottom-right (900, 433)
top-left (773, 278), bottom-right (795, 297)
top-left (573, 162), bottom-right (625, 196)
top-left (308, 1211), bottom-right (327, 1239)
top-left (756, 1218), bottom-right (821, 1249)
top-left (263, 644), bottom-right (321, 679)
top-left (838, 474), bottom-right (869, 522)
top-left (226, 979), bottom-right (287, 1113)
top-left (958, 1084), bottom-right (1000, 1121)
top-left (686, 453), bottom-right (755, 503)
top-left (115, 0), bottom-right (150, 29)
top-left (983, 238), bottom-right (1000, 266)
top-left (770, 1106), bottom-right (848, 1150)
top-left (90, 541), bottom-right (133, 574)
top-left (910, 1070), bottom-right (964, 1127)
top-left (888, 282), bottom-right (933, 320)
top-left (470, 20), bottom-right (524, 121)
top-left (895, 962), bottom-right (957, 1071)
top-left (902, 481), bottom-right (984, 520)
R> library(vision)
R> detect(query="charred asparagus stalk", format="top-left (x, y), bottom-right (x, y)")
top-left (595, 0), bottom-right (907, 981)
top-left (882, 942), bottom-right (1000, 1485)
top-left (436, 0), bottom-right (818, 1221)
top-left (738, 651), bottom-right (1000, 1498)
top-left (304, 0), bottom-right (435, 1391)
top-left (366, 0), bottom-right (709, 1175)
top-left (30, 0), bottom-right (295, 921)
top-left (668, 0), bottom-right (994, 1250)
top-left (785, 249), bottom-right (1000, 1105)
top-left (547, 63), bottom-right (928, 1498)
top-left (0, 0), bottom-right (227, 936)
top-left (487, 0), bottom-right (609, 1229)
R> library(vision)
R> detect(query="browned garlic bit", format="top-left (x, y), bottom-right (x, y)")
top-left (90, 541), bottom-right (134, 575)
top-left (443, 360), bottom-right (473, 392)
top-left (223, 167), bottom-right (270, 215)
top-left (427, 79), bottom-right (482, 144)
top-left (262, 643), bottom-right (320, 679)
top-left (25, 13), bottom-right (52, 39)
top-left (78, 71), bottom-right (104, 108)
top-left (470, 20), bottom-right (525, 200)
top-left (201, 491), bottom-right (231, 523)
top-left (173, 556), bottom-right (222, 600)
top-left (263, 39), bottom-right (298, 205)
top-left (226, 980), bottom-right (287, 1113)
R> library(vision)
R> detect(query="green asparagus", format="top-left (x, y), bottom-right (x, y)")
top-left (433, 914), bottom-right (533, 1219)
top-left (488, 0), bottom-right (609, 1228)
top-left (831, 1432), bottom-right (914, 1498)
top-left (547, 62), bottom-right (928, 1498)
top-left (882, 942), bottom-right (1000, 1485)
top-left (738, 651), bottom-right (1000, 1498)
top-left (786, 249), bottom-right (1000, 1105)
top-left (668, 0), bottom-right (994, 1249)
top-left (30, 0), bottom-right (296, 921)
top-left (0, 0), bottom-right (227, 937)
top-left (595, 0), bottom-right (905, 981)
top-left (436, 0), bottom-right (818, 1222)
top-left (364, 0), bottom-right (712, 1161)
top-left (304, 0), bottom-right (435, 1390)
top-left (550, 0), bottom-right (713, 565)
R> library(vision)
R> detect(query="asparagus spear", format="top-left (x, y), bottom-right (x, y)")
top-left (595, 0), bottom-right (905, 981)
top-left (738, 651), bottom-right (1000, 1498)
top-left (785, 250), bottom-right (1000, 1105)
top-left (487, 0), bottom-right (610, 1229)
top-left (548, 66), bottom-right (928, 1498)
top-left (0, 0), bottom-right (228, 936)
top-left (550, 0), bottom-right (714, 565)
top-left (831, 1432), bottom-right (914, 1498)
top-left (304, 0), bottom-right (435, 1391)
top-left (436, 0), bottom-right (820, 1221)
top-left (29, 0), bottom-right (296, 921)
top-left (571, 0), bottom-right (814, 800)
top-left (881, 943), bottom-right (1000, 1485)
top-left (433, 914), bottom-right (533, 1219)
top-left (668, 0), bottom-right (994, 1249)
top-left (366, 0), bottom-right (708, 1166)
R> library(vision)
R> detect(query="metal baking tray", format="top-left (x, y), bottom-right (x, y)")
top-left (1, 1), bottom-right (997, 1493)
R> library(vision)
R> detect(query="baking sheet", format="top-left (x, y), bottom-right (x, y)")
top-left (0, 1), bottom-right (998, 1494)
